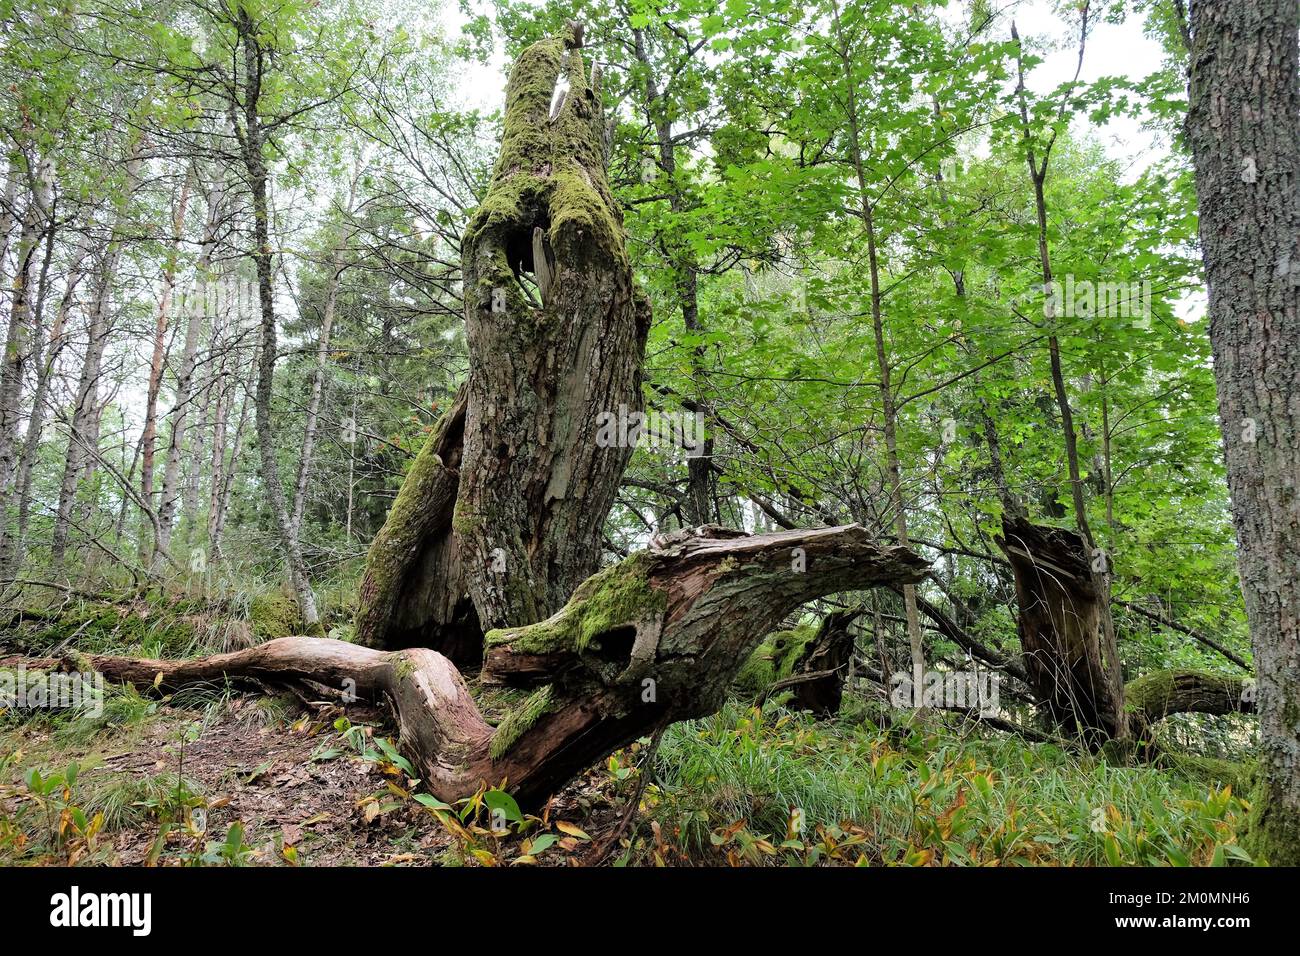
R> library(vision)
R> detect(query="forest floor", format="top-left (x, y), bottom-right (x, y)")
top-left (1, 693), bottom-right (632, 867)
top-left (0, 592), bottom-right (1259, 866)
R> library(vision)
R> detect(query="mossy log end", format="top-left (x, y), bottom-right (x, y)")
top-left (1125, 668), bottom-right (1255, 728)
top-left (24, 525), bottom-right (927, 808)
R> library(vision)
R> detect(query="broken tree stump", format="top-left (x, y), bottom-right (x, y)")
top-left (997, 514), bottom-right (1127, 744)
top-left (353, 24), bottom-right (650, 661)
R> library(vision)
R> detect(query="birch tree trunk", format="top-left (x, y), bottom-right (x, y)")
top-left (51, 142), bottom-right (144, 569)
top-left (0, 155), bottom-right (50, 546)
top-left (234, 6), bottom-right (320, 631)
top-left (155, 181), bottom-right (224, 569)
top-left (140, 165), bottom-right (194, 544)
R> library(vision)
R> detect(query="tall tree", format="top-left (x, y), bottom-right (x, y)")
top-left (1183, 0), bottom-right (1300, 863)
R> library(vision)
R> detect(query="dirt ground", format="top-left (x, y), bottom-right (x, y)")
top-left (4, 693), bottom-right (635, 867)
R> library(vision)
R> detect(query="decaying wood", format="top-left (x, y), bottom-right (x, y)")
top-left (29, 525), bottom-right (928, 807)
top-left (354, 23), bottom-right (649, 659)
top-left (997, 514), bottom-right (1127, 745)
top-left (781, 607), bottom-right (863, 717)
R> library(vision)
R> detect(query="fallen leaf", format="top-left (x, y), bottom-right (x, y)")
top-left (556, 821), bottom-right (591, 841)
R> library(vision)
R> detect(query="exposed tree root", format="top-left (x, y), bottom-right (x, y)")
top-left (11, 525), bottom-right (928, 807)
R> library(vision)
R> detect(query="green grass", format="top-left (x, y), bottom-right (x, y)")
top-left (642, 700), bottom-right (1253, 866)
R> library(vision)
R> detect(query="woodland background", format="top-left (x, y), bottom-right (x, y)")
top-left (0, 0), bottom-right (1274, 867)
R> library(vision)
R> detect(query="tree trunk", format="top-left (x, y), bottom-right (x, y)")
top-left (1184, 0), bottom-right (1300, 863)
top-left (997, 515), bottom-right (1127, 745)
top-left (51, 142), bottom-right (144, 569)
top-left (356, 26), bottom-right (649, 658)
top-left (290, 178), bottom-right (356, 542)
top-left (141, 166), bottom-right (194, 539)
top-left (156, 181), bottom-right (224, 568)
top-left (235, 9), bottom-right (320, 631)
top-left (832, 0), bottom-right (928, 705)
top-left (5, 228), bottom-right (95, 574)
top-left (1004, 16), bottom-right (1128, 744)
top-left (0, 157), bottom-right (50, 541)
top-left (631, 25), bottom-right (713, 526)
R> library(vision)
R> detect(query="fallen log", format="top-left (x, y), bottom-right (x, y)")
top-left (19, 525), bottom-right (927, 808)
top-left (1125, 668), bottom-right (1255, 728)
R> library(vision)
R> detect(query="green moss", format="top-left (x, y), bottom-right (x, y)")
top-left (249, 593), bottom-right (299, 641)
top-left (489, 684), bottom-right (554, 760)
top-left (451, 501), bottom-right (481, 539)
top-left (462, 30), bottom-right (626, 273)
top-left (393, 655), bottom-right (417, 681)
top-left (733, 624), bottom-right (818, 695)
top-left (1247, 768), bottom-right (1300, 865)
top-left (484, 551), bottom-right (665, 657)
top-left (13, 603), bottom-right (194, 657)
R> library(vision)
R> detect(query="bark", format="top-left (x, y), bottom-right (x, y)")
top-left (0, 156), bottom-right (50, 533)
top-left (1184, 0), bottom-right (1300, 863)
top-left (234, 8), bottom-right (320, 631)
top-left (40, 525), bottom-right (926, 807)
top-left (0, 157), bottom-right (20, 272)
top-left (51, 142), bottom-right (144, 568)
top-left (0, 183), bottom-right (55, 573)
top-left (997, 514), bottom-right (1127, 745)
top-left (354, 387), bottom-right (477, 658)
top-left (141, 166), bottom-right (194, 533)
top-left (356, 26), bottom-right (649, 657)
